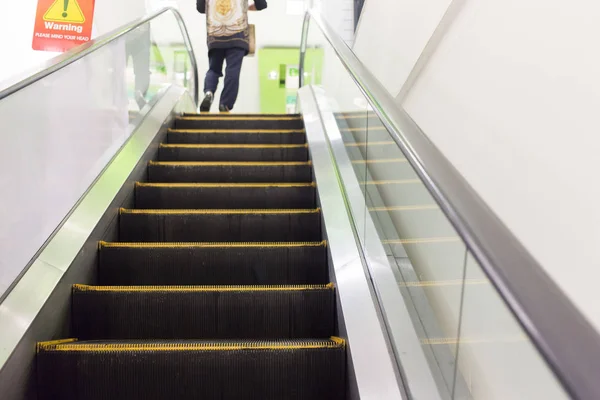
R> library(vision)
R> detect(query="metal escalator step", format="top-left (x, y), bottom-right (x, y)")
top-left (135, 182), bottom-right (317, 209)
top-left (158, 143), bottom-right (309, 161)
top-left (71, 284), bottom-right (335, 339)
top-left (174, 115), bottom-right (305, 130)
top-left (147, 161), bottom-right (313, 183)
top-left (119, 208), bottom-right (322, 242)
top-left (98, 241), bottom-right (329, 285)
top-left (37, 338), bottom-right (346, 400)
top-left (167, 129), bottom-right (307, 144)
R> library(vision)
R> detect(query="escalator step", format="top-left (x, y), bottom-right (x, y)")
top-left (72, 284), bottom-right (335, 339)
top-left (174, 115), bottom-right (305, 130)
top-left (158, 143), bottom-right (309, 162)
top-left (148, 161), bottom-right (313, 183)
top-left (38, 338), bottom-right (346, 400)
top-left (119, 208), bottom-right (322, 242)
top-left (183, 113), bottom-right (300, 118)
top-left (135, 182), bottom-right (317, 209)
top-left (167, 129), bottom-right (307, 145)
top-left (98, 241), bottom-right (329, 285)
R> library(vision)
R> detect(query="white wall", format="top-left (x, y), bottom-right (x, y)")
top-left (352, 0), bottom-right (451, 97)
top-left (349, 0), bottom-right (600, 398)
top-left (312, 0), bottom-right (355, 45)
top-left (0, 1), bottom-right (59, 88)
top-left (400, 0), bottom-right (600, 333)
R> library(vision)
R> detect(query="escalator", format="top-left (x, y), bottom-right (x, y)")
top-left (1, 6), bottom-right (599, 400)
top-left (36, 114), bottom-right (346, 399)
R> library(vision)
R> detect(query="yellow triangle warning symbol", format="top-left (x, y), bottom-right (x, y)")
top-left (43, 0), bottom-right (85, 24)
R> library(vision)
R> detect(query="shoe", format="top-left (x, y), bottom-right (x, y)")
top-left (219, 104), bottom-right (230, 113)
top-left (199, 92), bottom-right (214, 112)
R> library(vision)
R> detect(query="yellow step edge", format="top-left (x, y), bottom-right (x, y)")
top-left (148, 161), bottom-right (311, 166)
top-left (38, 337), bottom-right (346, 352)
top-left (119, 208), bottom-right (320, 215)
top-left (177, 116), bottom-right (302, 121)
top-left (168, 128), bottom-right (305, 134)
top-left (36, 338), bottom-right (77, 353)
top-left (73, 283), bottom-right (335, 292)
top-left (159, 143), bottom-right (308, 149)
top-left (135, 182), bottom-right (316, 188)
top-left (99, 241), bottom-right (327, 249)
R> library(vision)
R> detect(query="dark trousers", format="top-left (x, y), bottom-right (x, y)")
top-left (203, 47), bottom-right (246, 110)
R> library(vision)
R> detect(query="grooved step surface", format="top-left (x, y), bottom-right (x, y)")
top-left (119, 209), bottom-right (322, 242)
top-left (167, 130), bottom-right (307, 144)
top-left (37, 113), bottom-right (346, 400)
top-left (135, 183), bottom-right (317, 209)
top-left (158, 144), bottom-right (309, 162)
top-left (148, 162), bottom-right (313, 183)
top-left (98, 242), bottom-right (328, 285)
top-left (72, 284), bottom-right (335, 340)
top-left (174, 116), bottom-right (305, 130)
top-left (37, 339), bottom-right (345, 400)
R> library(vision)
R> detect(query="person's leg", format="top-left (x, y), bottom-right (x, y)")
top-left (204, 49), bottom-right (226, 94)
top-left (201, 49), bottom-right (226, 111)
top-left (220, 47), bottom-right (246, 111)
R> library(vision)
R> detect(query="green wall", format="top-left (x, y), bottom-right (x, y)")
top-left (258, 47), bottom-right (324, 114)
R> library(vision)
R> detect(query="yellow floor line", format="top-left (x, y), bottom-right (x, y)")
top-left (135, 182), bottom-right (316, 188)
top-left (99, 241), bottom-right (327, 249)
top-left (119, 208), bottom-right (320, 215)
top-left (38, 337), bottom-right (345, 352)
top-left (73, 283), bottom-right (335, 292)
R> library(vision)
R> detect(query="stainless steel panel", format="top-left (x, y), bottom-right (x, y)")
top-left (299, 86), bottom-right (406, 400)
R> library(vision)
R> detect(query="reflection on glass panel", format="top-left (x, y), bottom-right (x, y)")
top-left (305, 24), bottom-right (370, 238)
top-left (455, 254), bottom-right (568, 400)
top-left (303, 17), bottom-right (470, 399)
top-left (0, 10), bottom-right (195, 299)
top-left (358, 112), bottom-right (469, 398)
top-left (126, 13), bottom-right (195, 122)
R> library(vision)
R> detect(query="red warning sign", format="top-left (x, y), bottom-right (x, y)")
top-left (32, 0), bottom-right (96, 52)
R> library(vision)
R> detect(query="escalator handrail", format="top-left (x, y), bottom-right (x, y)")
top-left (0, 7), bottom-right (199, 105)
top-left (299, 9), bottom-right (600, 400)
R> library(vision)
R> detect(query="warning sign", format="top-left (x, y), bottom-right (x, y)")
top-left (32, 0), bottom-right (96, 52)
